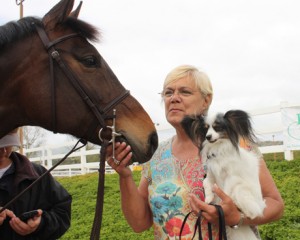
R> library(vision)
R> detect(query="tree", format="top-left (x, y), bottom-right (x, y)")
top-left (21, 126), bottom-right (47, 149)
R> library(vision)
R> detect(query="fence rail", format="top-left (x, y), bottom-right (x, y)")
top-left (23, 101), bottom-right (299, 177)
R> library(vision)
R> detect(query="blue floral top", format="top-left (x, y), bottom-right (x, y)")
top-left (142, 138), bottom-right (219, 240)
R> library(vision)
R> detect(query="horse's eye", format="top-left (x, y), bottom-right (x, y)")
top-left (81, 56), bottom-right (98, 67)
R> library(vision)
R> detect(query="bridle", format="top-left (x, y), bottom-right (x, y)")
top-left (0, 23), bottom-right (129, 240)
top-left (33, 23), bottom-right (130, 138)
top-left (33, 23), bottom-right (130, 240)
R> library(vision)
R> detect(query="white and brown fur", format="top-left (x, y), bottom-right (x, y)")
top-left (181, 110), bottom-right (266, 240)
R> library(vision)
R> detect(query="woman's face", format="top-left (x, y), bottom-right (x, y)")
top-left (163, 77), bottom-right (210, 129)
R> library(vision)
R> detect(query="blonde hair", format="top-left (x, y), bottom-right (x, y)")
top-left (163, 65), bottom-right (213, 98)
top-left (162, 65), bottom-right (213, 115)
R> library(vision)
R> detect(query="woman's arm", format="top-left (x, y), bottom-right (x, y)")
top-left (120, 176), bottom-right (153, 232)
top-left (243, 159), bottom-right (284, 225)
top-left (107, 142), bottom-right (153, 232)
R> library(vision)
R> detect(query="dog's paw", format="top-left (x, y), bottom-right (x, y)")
top-left (207, 152), bottom-right (216, 159)
top-left (240, 199), bottom-right (266, 219)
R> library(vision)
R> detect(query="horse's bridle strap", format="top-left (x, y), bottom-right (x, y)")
top-left (34, 23), bottom-right (130, 136)
top-left (33, 22), bottom-right (79, 50)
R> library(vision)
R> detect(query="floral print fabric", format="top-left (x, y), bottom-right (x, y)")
top-left (142, 138), bottom-right (219, 240)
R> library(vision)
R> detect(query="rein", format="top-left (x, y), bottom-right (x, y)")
top-left (0, 23), bottom-right (129, 239)
top-left (179, 204), bottom-right (227, 240)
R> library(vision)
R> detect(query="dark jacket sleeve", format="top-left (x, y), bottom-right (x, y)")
top-left (31, 164), bottom-right (72, 239)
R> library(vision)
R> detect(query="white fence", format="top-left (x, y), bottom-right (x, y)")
top-left (23, 102), bottom-right (299, 177)
top-left (23, 142), bottom-right (108, 177)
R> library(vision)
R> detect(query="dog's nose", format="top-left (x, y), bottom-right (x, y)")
top-left (206, 135), bottom-right (212, 141)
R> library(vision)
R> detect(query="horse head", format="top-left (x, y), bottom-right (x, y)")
top-left (0, 0), bottom-right (158, 163)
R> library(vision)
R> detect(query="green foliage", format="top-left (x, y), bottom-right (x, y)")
top-left (58, 171), bottom-right (152, 240)
top-left (57, 155), bottom-right (300, 240)
top-left (259, 153), bottom-right (300, 240)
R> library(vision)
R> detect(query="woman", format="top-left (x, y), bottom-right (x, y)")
top-left (107, 65), bottom-right (284, 239)
top-left (0, 128), bottom-right (72, 240)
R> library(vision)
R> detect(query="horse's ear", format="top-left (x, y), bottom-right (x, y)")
top-left (70, 1), bottom-right (82, 19)
top-left (42, 0), bottom-right (75, 30)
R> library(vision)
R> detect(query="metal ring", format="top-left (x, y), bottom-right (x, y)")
top-left (98, 126), bottom-right (113, 143)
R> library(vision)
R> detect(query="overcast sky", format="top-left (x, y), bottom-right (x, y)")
top-left (1, 0), bottom-right (299, 143)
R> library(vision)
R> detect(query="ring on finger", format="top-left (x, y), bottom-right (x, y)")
top-left (113, 157), bottom-right (120, 165)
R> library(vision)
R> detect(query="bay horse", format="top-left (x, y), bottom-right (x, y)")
top-left (0, 0), bottom-right (159, 238)
top-left (0, 0), bottom-right (158, 164)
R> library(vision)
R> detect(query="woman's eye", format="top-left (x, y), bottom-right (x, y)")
top-left (163, 90), bottom-right (174, 97)
top-left (180, 90), bottom-right (192, 96)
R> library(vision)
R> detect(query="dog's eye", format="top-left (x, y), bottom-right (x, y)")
top-left (214, 126), bottom-right (224, 131)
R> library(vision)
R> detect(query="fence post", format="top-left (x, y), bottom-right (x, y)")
top-left (47, 147), bottom-right (52, 169)
top-left (284, 150), bottom-right (294, 161)
top-left (41, 146), bottom-right (46, 166)
top-left (80, 145), bottom-right (87, 175)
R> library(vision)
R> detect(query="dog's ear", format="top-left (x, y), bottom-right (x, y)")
top-left (224, 110), bottom-right (257, 144)
top-left (181, 115), bottom-right (197, 140)
top-left (181, 115), bottom-right (206, 149)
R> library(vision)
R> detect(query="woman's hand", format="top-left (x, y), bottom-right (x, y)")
top-left (106, 142), bottom-right (133, 178)
top-left (189, 184), bottom-right (241, 226)
top-left (6, 209), bottom-right (43, 236)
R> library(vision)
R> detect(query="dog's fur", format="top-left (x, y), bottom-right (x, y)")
top-left (181, 110), bottom-right (266, 240)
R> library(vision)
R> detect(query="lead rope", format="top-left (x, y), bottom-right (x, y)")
top-left (179, 205), bottom-right (227, 240)
top-left (90, 109), bottom-right (121, 240)
top-left (90, 139), bottom-right (109, 240)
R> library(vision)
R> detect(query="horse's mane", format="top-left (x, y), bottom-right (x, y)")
top-left (0, 16), bottom-right (100, 50)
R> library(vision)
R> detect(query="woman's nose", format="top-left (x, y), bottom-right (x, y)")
top-left (170, 92), bottom-right (181, 102)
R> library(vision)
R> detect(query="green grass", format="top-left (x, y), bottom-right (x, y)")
top-left (58, 171), bottom-right (152, 240)
top-left (57, 153), bottom-right (300, 240)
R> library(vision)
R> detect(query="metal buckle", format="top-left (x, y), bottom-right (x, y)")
top-left (98, 109), bottom-right (122, 164)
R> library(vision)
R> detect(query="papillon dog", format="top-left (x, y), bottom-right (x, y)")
top-left (181, 110), bottom-right (266, 240)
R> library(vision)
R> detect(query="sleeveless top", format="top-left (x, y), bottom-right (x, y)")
top-left (142, 138), bottom-right (219, 240)
top-left (142, 137), bottom-right (262, 240)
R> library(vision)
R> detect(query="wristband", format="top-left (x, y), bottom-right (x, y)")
top-left (230, 212), bottom-right (245, 229)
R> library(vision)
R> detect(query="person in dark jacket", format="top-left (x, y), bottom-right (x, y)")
top-left (0, 128), bottom-right (72, 239)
